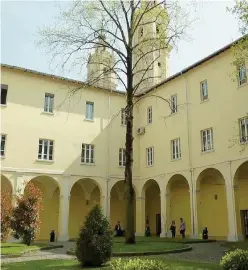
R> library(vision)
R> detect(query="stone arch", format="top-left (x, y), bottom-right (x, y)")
top-left (142, 179), bottom-right (161, 236)
top-left (196, 168), bottom-right (228, 239)
top-left (233, 161), bottom-right (248, 240)
top-left (69, 178), bottom-right (101, 239)
top-left (1, 174), bottom-right (13, 193)
top-left (110, 180), bottom-right (136, 231)
top-left (166, 174), bottom-right (191, 237)
top-left (25, 175), bottom-right (60, 241)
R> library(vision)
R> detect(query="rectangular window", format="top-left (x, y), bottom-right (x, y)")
top-left (119, 148), bottom-right (126, 167)
top-left (200, 80), bottom-right (208, 101)
top-left (81, 144), bottom-right (95, 164)
top-left (1, 134), bottom-right (6, 156)
top-left (238, 65), bottom-right (247, 86)
top-left (1, 84), bottom-right (8, 105)
top-left (171, 138), bottom-right (181, 160)
top-left (86, 101), bottom-right (94, 120)
top-left (201, 128), bottom-right (214, 152)
top-left (240, 117), bottom-right (248, 143)
top-left (44, 93), bottom-right (54, 113)
top-left (38, 139), bottom-right (54, 161)
top-left (121, 108), bottom-right (127, 125)
top-left (146, 146), bottom-right (154, 166)
top-left (171, 94), bottom-right (177, 114)
top-left (147, 106), bottom-right (152, 124)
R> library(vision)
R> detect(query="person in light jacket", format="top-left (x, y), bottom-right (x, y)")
top-left (179, 218), bottom-right (186, 239)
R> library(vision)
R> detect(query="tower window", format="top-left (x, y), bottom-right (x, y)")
top-left (158, 62), bottom-right (161, 67)
top-left (139, 27), bottom-right (143, 37)
top-left (1, 84), bottom-right (8, 105)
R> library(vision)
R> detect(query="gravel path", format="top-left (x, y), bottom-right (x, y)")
top-left (1, 241), bottom-right (227, 265)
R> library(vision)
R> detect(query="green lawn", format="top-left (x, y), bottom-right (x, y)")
top-left (1, 258), bottom-right (221, 270)
top-left (221, 241), bottom-right (248, 251)
top-left (1, 243), bottom-right (62, 256)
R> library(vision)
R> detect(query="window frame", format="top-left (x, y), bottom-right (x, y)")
top-left (200, 80), bottom-right (208, 101)
top-left (238, 65), bottom-right (247, 86)
top-left (121, 108), bottom-right (127, 126)
top-left (38, 138), bottom-right (54, 161)
top-left (171, 94), bottom-right (178, 114)
top-left (239, 117), bottom-right (248, 143)
top-left (119, 148), bottom-right (126, 167)
top-left (201, 128), bottom-right (214, 152)
top-left (85, 101), bottom-right (94, 121)
top-left (1, 134), bottom-right (7, 157)
top-left (81, 143), bottom-right (95, 164)
top-left (171, 138), bottom-right (181, 160)
top-left (1, 84), bottom-right (8, 106)
top-left (146, 146), bottom-right (154, 166)
top-left (147, 106), bottom-right (152, 124)
top-left (44, 93), bottom-right (54, 113)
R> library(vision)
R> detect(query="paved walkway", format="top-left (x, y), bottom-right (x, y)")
top-left (1, 241), bottom-right (227, 265)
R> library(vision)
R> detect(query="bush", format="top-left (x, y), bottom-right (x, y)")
top-left (76, 204), bottom-right (113, 267)
top-left (1, 188), bottom-right (13, 242)
top-left (220, 248), bottom-right (248, 270)
top-left (111, 258), bottom-right (169, 270)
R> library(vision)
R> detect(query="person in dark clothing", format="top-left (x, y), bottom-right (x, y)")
top-left (145, 223), bottom-right (151, 237)
top-left (170, 220), bottom-right (176, 238)
top-left (50, 230), bottom-right (55, 242)
top-left (114, 221), bottom-right (123, 237)
top-left (202, 227), bottom-right (208, 240)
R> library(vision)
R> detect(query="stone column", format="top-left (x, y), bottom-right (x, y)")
top-left (160, 191), bottom-right (167, 238)
top-left (190, 188), bottom-right (199, 239)
top-left (100, 195), bottom-right (109, 217)
top-left (135, 196), bottom-right (145, 236)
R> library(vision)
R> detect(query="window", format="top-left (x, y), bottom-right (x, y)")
top-left (38, 139), bottom-right (54, 161)
top-left (200, 80), bottom-right (208, 101)
top-left (171, 138), bottom-right (181, 160)
top-left (139, 27), bottom-right (143, 37)
top-left (240, 117), bottom-right (248, 143)
top-left (146, 146), bottom-right (154, 166)
top-left (158, 62), bottom-right (161, 68)
top-left (238, 65), bottom-right (247, 86)
top-left (85, 101), bottom-right (94, 120)
top-left (171, 94), bottom-right (177, 113)
top-left (81, 144), bottom-right (95, 164)
top-left (44, 93), bottom-right (54, 113)
top-left (201, 128), bottom-right (214, 152)
top-left (1, 84), bottom-right (8, 105)
top-left (119, 148), bottom-right (126, 167)
top-left (1, 134), bottom-right (6, 156)
top-left (147, 106), bottom-right (152, 124)
top-left (156, 25), bottom-right (159, 34)
top-left (121, 108), bottom-right (127, 125)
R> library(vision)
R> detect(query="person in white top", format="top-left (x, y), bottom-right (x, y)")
top-left (179, 218), bottom-right (186, 239)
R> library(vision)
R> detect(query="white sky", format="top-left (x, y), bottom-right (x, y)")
top-left (1, 0), bottom-right (242, 82)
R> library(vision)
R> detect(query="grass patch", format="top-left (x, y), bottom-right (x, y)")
top-left (1, 243), bottom-right (63, 256)
top-left (1, 258), bottom-right (221, 270)
top-left (221, 241), bottom-right (248, 251)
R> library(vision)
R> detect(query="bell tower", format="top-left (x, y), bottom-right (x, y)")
top-left (133, 0), bottom-right (171, 93)
top-left (87, 34), bottom-right (117, 91)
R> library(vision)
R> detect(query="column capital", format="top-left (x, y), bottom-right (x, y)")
top-left (60, 195), bottom-right (70, 200)
top-left (135, 196), bottom-right (145, 201)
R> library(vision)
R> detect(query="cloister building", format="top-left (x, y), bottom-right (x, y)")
top-left (1, 34), bottom-right (248, 242)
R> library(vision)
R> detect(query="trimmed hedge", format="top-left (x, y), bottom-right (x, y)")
top-left (220, 248), bottom-right (248, 270)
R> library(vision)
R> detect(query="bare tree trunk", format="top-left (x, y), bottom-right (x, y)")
top-left (124, 54), bottom-right (135, 244)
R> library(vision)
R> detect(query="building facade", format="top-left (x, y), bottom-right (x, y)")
top-left (1, 38), bottom-right (248, 242)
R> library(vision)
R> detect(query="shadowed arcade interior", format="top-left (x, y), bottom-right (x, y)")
top-left (69, 178), bottom-right (100, 239)
top-left (166, 175), bottom-right (191, 237)
top-left (197, 168), bottom-right (228, 240)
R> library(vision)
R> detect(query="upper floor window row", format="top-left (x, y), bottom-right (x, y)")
top-left (238, 64), bottom-right (247, 86)
top-left (240, 116), bottom-right (248, 143)
top-left (1, 84), bottom-right (8, 105)
top-left (121, 108), bottom-right (127, 126)
top-left (200, 80), bottom-right (208, 101)
top-left (1, 134), bottom-right (6, 157)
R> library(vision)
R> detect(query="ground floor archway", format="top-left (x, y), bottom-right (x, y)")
top-left (142, 179), bottom-right (160, 236)
top-left (68, 178), bottom-right (100, 239)
top-left (1, 174), bottom-right (12, 194)
top-left (25, 176), bottom-right (60, 241)
top-left (166, 174), bottom-right (191, 237)
top-left (110, 180), bottom-right (136, 232)
top-left (234, 161), bottom-right (248, 239)
top-left (197, 168), bottom-right (228, 239)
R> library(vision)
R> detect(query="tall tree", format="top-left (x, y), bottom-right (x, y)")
top-left (39, 0), bottom-right (190, 244)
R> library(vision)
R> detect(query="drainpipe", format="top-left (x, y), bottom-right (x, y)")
top-left (183, 72), bottom-right (195, 236)
top-left (106, 95), bottom-right (111, 218)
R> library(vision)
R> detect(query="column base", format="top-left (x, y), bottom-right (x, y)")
top-left (160, 232), bottom-right (167, 238)
top-left (57, 235), bottom-right (69, 242)
top-left (190, 234), bottom-right (199, 239)
top-left (227, 234), bottom-right (238, 242)
top-left (135, 232), bottom-right (143, 237)
top-left (238, 235), bottom-right (244, 241)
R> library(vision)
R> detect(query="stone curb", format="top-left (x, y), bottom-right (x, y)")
top-left (66, 245), bottom-right (192, 257)
top-left (2, 245), bottom-right (64, 258)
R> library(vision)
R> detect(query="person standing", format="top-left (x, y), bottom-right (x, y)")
top-left (170, 220), bottom-right (176, 238)
top-left (179, 218), bottom-right (186, 239)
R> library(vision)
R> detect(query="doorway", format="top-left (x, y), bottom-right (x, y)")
top-left (241, 210), bottom-right (248, 239)
top-left (156, 213), bottom-right (161, 236)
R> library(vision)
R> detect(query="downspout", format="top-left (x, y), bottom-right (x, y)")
top-left (183, 72), bottom-right (195, 236)
top-left (106, 95), bottom-right (111, 218)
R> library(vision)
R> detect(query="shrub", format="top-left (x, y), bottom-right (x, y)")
top-left (1, 188), bottom-right (13, 242)
top-left (76, 204), bottom-right (113, 267)
top-left (11, 182), bottom-right (43, 246)
top-left (220, 248), bottom-right (248, 270)
top-left (111, 258), bottom-right (169, 270)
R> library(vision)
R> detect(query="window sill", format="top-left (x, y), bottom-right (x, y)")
top-left (1, 104), bottom-right (7, 108)
top-left (36, 159), bottom-right (55, 163)
top-left (80, 162), bottom-right (96, 166)
top-left (41, 111), bottom-right (54, 116)
top-left (171, 157), bottom-right (181, 162)
top-left (84, 118), bottom-right (94, 122)
top-left (121, 124), bottom-right (126, 127)
top-left (119, 165), bottom-right (125, 168)
top-left (240, 140), bottom-right (248, 145)
top-left (1, 155), bottom-right (6, 159)
top-left (200, 98), bottom-right (209, 104)
top-left (201, 149), bottom-right (214, 155)
top-left (146, 164), bottom-right (154, 168)
top-left (238, 82), bottom-right (248, 89)
top-left (170, 111), bottom-right (178, 116)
